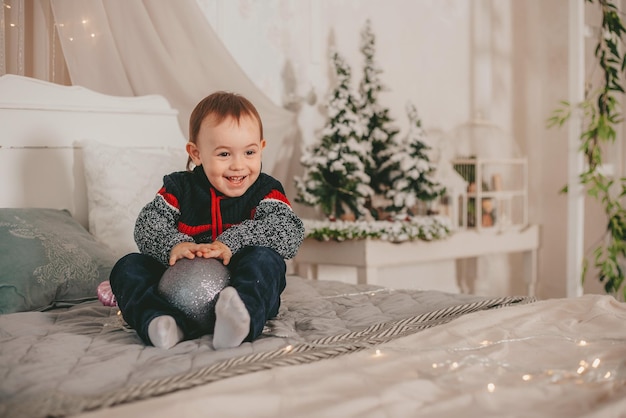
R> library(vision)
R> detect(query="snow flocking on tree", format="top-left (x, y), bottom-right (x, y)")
top-left (294, 49), bottom-right (373, 220)
top-left (295, 20), bottom-right (445, 224)
top-left (357, 19), bottom-right (400, 203)
top-left (384, 102), bottom-right (446, 215)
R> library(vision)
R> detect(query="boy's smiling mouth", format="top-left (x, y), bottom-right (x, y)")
top-left (227, 176), bottom-right (246, 183)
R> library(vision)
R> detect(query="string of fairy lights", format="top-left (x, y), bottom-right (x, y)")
top-left (277, 289), bottom-right (626, 392)
top-left (101, 286), bottom-right (626, 393)
top-left (276, 334), bottom-right (626, 394)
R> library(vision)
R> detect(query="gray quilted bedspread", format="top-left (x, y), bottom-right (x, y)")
top-left (0, 276), bottom-right (534, 418)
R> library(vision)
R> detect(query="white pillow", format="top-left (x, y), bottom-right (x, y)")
top-left (82, 140), bottom-right (188, 259)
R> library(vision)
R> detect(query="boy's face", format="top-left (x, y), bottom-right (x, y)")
top-left (187, 115), bottom-right (266, 197)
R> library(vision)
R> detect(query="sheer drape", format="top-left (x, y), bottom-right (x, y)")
top-left (49, 0), bottom-right (298, 183)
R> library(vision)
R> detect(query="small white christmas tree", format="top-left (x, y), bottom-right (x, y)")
top-left (358, 19), bottom-right (400, 214)
top-left (382, 102), bottom-right (446, 215)
top-left (295, 22), bottom-right (447, 225)
top-left (294, 50), bottom-right (373, 220)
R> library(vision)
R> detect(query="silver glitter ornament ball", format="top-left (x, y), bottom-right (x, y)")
top-left (158, 257), bottom-right (230, 328)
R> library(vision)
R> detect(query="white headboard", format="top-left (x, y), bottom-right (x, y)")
top-left (0, 74), bottom-right (187, 228)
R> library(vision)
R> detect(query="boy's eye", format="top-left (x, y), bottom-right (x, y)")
top-left (217, 152), bottom-right (229, 157)
top-left (245, 150), bottom-right (256, 156)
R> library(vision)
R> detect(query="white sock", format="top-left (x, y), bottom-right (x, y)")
top-left (147, 315), bottom-right (184, 349)
top-left (213, 286), bottom-right (251, 350)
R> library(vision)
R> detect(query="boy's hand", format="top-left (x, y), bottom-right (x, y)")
top-left (169, 242), bottom-right (202, 265)
top-left (169, 241), bottom-right (233, 266)
top-left (199, 241), bottom-right (233, 265)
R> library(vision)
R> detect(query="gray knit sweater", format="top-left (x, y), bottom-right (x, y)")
top-left (134, 167), bottom-right (304, 266)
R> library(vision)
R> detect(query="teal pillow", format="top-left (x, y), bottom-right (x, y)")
top-left (0, 208), bottom-right (117, 314)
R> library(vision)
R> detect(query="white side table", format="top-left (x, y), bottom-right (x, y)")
top-left (294, 224), bottom-right (540, 296)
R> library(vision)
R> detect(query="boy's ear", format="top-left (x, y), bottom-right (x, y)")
top-left (260, 138), bottom-right (267, 150)
top-left (186, 142), bottom-right (202, 166)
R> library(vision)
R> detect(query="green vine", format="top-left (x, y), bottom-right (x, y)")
top-left (548, 0), bottom-right (626, 300)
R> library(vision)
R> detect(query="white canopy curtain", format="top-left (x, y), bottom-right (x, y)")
top-left (48, 0), bottom-right (299, 184)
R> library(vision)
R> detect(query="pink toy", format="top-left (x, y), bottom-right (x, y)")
top-left (97, 280), bottom-right (117, 307)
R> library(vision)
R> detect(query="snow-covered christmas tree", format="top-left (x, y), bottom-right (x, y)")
top-left (382, 102), bottom-right (446, 215)
top-left (295, 22), bottom-right (448, 231)
top-left (358, 19), bottom-right (400, 215)
top-left (294, 50), bottom-right (373, 220)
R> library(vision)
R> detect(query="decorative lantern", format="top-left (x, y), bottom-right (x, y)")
top-left (444, 118), bottom-right (528, 232)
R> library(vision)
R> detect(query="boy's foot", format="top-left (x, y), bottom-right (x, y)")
top-left (213, 286), bottom-right (250, 350)
top-left (148, 315), bottom-right (184, 349)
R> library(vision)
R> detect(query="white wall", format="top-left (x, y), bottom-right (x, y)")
top-left (195, 0), bottom-right (612, 299)
top-left (197, 0), bottom-right (473, 148)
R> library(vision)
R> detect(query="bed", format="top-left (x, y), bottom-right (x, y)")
top-left (1, 74), bottom-right (625, 418)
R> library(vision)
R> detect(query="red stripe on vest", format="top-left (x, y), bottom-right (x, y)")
top-left (264, 190), bottom-right (291, 206)
top-left (177, 222), bottom-right (235, 238)
top-left (250, 190), bottom-right (291, 218)
top-left (178, 222), bottom-right (212, 236)
top-left (158, 187), bottom-right (180, 210)
top-left (210, 188), bottom-right (225, 241)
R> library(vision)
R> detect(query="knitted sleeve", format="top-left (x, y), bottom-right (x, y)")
top-left (134, 188), bottom-right (194, 266)
top-left (216, 191), bottom-right (305, 259)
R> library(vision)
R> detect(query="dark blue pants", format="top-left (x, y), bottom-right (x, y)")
top-left (109, 246), bottom-right (286, 346)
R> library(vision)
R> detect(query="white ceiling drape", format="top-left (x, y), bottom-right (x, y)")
top-left (49, 0), bottom-right (299, 183)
